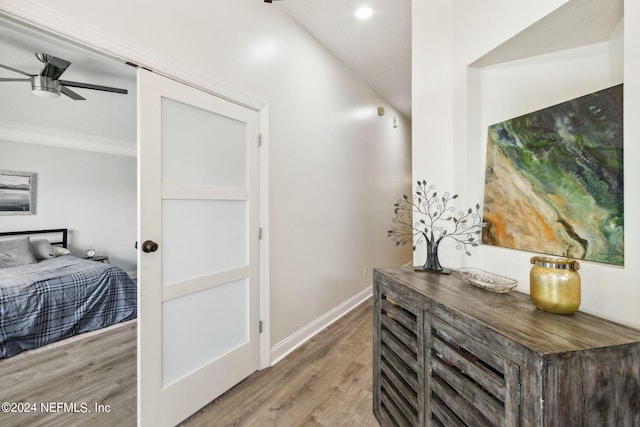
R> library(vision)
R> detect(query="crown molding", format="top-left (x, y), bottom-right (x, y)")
top-left (0, 0), bottom-right (268, 111)
top-left (0, 121), bottom-right (136, 157)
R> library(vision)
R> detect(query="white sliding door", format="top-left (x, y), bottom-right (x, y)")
top-left (137, 69), bottom-right (261, 427)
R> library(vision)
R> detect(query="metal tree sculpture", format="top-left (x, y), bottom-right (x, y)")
top-left (388, 180), bottom-right (484, 272)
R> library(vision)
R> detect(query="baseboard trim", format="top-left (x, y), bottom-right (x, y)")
top-left (270, 286), bottom-right (372, 366)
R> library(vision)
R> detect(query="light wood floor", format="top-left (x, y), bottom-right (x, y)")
top-left (0, 298), bottom-right (377, 427)
top-left (181, 298), bottom-right (378, 427)
top-left (0, 321), bottom-right (137, 427)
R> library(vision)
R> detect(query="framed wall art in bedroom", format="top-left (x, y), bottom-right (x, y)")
top-left (0, 170), bottom-right (37, 215)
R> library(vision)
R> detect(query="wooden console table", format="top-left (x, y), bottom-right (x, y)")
top-left (373, 267), bottom-right (640, 426)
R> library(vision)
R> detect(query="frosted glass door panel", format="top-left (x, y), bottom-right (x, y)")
top-left (162, 279), bottom-right (249, 386)
top-left (162, 199), bottom-right (247, 285)
top-left (162, 97), bottom-right (247, 187)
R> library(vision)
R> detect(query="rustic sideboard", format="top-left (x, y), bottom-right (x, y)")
top-left (373, 267), bottom-right (640, 426)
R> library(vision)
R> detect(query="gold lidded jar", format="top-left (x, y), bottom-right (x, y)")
top-left (529, 256), bottom-right (581, 315)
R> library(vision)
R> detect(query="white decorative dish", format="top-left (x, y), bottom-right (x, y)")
top-left (457, 267), bottom-right (518, 293)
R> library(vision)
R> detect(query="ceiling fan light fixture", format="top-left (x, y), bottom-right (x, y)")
top-left (31, 76), bottom-right (61, 99)
top-left (1, 52), bottom-right (128, 100)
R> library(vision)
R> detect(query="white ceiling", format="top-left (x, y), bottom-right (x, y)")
top-left (0, 0), bottom-right (624, 139)
top-left (0, 18), bottom-right (137, 146)
top-left (277, 0), bottom-right (622, 121)
top-left (278, 0), bottom-right (412, 119)
top-left (0, 1), bottom-right (412, 134)
top-left (0, 20), bottom-right (134, 85)
top-left (472, 0), bottom-right (623, 66)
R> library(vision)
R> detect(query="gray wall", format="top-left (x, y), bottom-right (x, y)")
top-left (0, 140), bottom-right (137, 274)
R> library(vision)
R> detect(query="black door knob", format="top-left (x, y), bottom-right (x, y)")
top-left (142, 240), bottom-right (159, 253)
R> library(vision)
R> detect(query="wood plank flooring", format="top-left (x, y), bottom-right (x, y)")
top-left (0, 321), bottom-right (137, 427)
top-left (181, 298), bottom-right (378, 427)
top-left (0, 297), bottom-right (377, 427)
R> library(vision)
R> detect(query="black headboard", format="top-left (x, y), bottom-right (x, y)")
top-left (0, 229), bottom-right (68, 248)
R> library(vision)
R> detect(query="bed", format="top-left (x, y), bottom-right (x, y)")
top-left (0, 229), bottom-right (137, 358)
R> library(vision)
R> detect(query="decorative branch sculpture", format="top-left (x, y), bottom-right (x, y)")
top-left (388, 180), bottom-right (484, 272)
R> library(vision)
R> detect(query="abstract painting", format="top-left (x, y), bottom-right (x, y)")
top-left (482, 84), bottom-right (623, 265)
top-left (0, 170), bottom-right (37, 215)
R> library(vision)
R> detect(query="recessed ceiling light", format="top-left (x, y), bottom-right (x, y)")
top-left (356, 7), bottom-right (373, 20)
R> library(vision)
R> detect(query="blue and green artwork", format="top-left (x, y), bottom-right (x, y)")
top-left (483, 84), bottom-right (623, 266)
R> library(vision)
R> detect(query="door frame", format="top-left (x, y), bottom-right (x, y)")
top-left (0, 0), bottom-right (273, 391)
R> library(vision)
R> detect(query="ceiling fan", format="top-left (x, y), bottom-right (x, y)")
top-left (0, 52), bottom-right (128, 100)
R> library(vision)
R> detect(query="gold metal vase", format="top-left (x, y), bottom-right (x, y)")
top-left (529, 256), bottom-right (581, 315)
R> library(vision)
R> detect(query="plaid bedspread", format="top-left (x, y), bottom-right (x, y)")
top-left (0, 255), bottom-right (137, 358)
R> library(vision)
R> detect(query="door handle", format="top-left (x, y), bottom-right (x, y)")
top-left (142, 240), bottom-right (159, 253)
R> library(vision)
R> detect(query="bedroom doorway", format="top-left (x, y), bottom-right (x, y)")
top-left (137, 69), bottom-right (262, 426)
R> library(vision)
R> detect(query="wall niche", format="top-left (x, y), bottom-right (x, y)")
top-left (465, 0), bottom-right (624, 252)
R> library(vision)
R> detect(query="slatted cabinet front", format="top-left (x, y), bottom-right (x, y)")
top-left (375, 287), bottom-right (423, 426)
top-left (374, 277), bottom-right (520, 427)
top-left (426, 315), bottom-right (520, 426)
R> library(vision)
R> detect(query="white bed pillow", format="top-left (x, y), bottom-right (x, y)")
top-left (0, 237), bottom-right (37, 267)
top-left (51, 246), bottom-right (71, 256)
top-left (30, 239), bottom-right (56, 260)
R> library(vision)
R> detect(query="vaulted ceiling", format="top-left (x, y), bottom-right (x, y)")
top-left (0, 1), bottom-right (412, 146)
top-left (0, 0), bottom-right (625, 144)
top-left (278, 0), bottom-right (412, 119)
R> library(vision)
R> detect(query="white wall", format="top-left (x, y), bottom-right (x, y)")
top-left (413, 0), bottom-right (640, 328)
top-left (0, 0), bottom-right (412, 347)
top-left (0, 140), bottom-right (137, 273)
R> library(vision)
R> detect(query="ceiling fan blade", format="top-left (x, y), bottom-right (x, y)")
top-left (0, 77), bottom-right (30, 82)
top-left (61, 85), bottom-right (86, 100)
top-left (60, 80), bottom-right (128, 95)
top-left (0, 63), bottom-right (32, 77)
